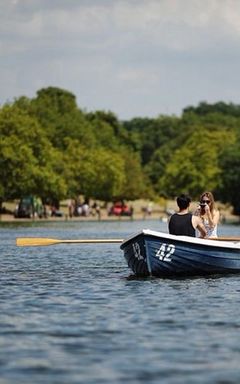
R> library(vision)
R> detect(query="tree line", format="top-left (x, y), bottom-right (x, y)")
top-left (0, 87), bottom-right (239, 215)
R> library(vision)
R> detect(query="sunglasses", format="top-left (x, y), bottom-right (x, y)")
top-left (201, 200), bottom-right (210, 204)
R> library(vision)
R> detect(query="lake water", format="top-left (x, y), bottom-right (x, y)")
top-left (0, 219), bottom-right (240, 384)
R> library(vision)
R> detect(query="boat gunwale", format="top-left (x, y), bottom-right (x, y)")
top-left (120, 229), bottom-right (240, 250)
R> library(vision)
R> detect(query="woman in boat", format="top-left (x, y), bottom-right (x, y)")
top-left (195, 191), bottom-right (220, 238)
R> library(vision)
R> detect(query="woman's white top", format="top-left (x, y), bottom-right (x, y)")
top-left (202, 218), bottom-right (218, 238)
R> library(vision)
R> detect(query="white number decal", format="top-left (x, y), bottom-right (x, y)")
top-left (156, 243), bottom-right (175, 262)
top-left (132, 242), bottom-right (144, 260)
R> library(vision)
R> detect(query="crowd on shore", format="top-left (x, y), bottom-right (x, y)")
top-left (0, 198), bottom-right (238, 224)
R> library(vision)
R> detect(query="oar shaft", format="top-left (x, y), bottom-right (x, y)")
top-left (210, 237), bottom-right (240, 242)
top-left (62, 239), bottom-right (123, 243)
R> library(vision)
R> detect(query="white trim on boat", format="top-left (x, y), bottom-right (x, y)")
top-left (121, 229), bottom-right (240, 250)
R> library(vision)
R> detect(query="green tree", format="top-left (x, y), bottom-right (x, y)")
top-left (219, 143), bottom-right (240, 215)
top-left (118, 149), bottom-right (153, 200)
top-left (62, 140), bottom-right (126, 201)
top-left (0, 105), bottom-right (66, 205)
top-left (31, 87), bottom-right (96, 149)
top-left (183, 101), bottom-right (240, 117)
top-left (123, 116), bottom-right (180, 165)
top-left (158, 129), bottom-right (235, 199)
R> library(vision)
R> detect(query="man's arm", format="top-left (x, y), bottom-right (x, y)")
top-left (192, 216), bottom-right (207, 238)
top-left (196, 218), bottom-right (207, 238)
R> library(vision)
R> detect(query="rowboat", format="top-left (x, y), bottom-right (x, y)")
top-left (120, 229), bottom-right (240, 277)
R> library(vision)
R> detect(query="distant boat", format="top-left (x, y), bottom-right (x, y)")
top-left (120, 229), bottom-right (240, 277)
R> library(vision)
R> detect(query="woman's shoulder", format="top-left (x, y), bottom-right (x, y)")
top-left (212, 208), bottom-right (220, 224)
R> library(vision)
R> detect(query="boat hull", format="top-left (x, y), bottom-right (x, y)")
top-left (120, 230), bottom-right (240, 277)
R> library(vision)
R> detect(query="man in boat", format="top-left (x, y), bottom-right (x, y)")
top-left (168, 194), bottom-right (207, 238)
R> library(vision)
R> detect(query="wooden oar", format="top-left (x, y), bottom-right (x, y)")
top-left (16, 237), bottom-right (124, 247)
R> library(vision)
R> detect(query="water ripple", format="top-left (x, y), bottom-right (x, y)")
top-left (0, 220), bottom-right (240, 383)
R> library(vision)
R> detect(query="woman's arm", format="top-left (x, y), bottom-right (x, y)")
top-left (205, 206), bottom-right (220, 228)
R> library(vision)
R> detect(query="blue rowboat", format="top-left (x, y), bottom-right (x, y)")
top-left (120, 229), bottom-right (240, 277)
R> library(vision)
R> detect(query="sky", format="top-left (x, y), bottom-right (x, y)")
top-left (1, 0), bottom-right (240, 120)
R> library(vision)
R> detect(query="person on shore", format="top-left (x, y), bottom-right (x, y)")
top-left (92, 201), bottom-right (101, 220)
top-left (168, 194), bottom-right (207, 238)
top-left (67, 198), bottom-right (74, 218)
top-left (194, 191), bottom-right (220, 238)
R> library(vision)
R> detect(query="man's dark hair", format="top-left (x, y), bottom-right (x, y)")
top-left (176, 194), bottom-right (191, 210)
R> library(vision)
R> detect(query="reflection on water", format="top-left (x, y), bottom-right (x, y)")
top-left (0, 220), bottom-right (240, 383)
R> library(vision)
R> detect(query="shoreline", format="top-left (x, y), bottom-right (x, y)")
top-left (0, 211), bottom-right (164, 223)
top-left (1, 199), bottom-right (239, 225)
top-left (0, 212), bottom-right (239, 225)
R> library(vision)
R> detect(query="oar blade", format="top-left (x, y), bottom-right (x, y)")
top-left (16, 238), bottom-right (61, 247)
